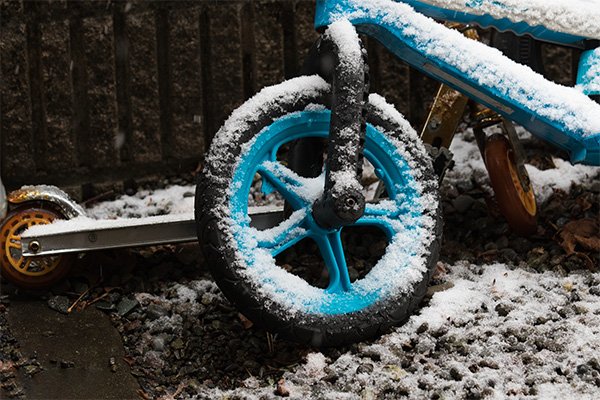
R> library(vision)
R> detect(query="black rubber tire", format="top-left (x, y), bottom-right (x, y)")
top-left (195, 76), bottom-right (442, 347)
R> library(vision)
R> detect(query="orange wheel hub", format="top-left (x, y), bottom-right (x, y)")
top-left (1, 206), bottom-right (73, 289)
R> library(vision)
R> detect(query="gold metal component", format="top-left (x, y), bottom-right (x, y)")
top-left (444, 22), bottom-right (463, 29)
top-left (472, 105), bottom-right (502, 129)
top-left (462, 26), bottom-right (480, 40)
top-left (421, 24), bottom-right (483, 148)
top-left (1, 210), bottom-right (60, 277)
top-left (443, 23), bottom-right (480, 39)
top-left (420, 84), bottom-right (469, 148)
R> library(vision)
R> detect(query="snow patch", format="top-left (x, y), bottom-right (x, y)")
top-left (415, 0), bottom-right (600, 40)
top-left (446, 128), bottom-right (600, 203)
top-left (194, 263), bottom-right (600, 398)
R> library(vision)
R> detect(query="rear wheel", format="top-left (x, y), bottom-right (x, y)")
top-left (484, 134), bottom-right (537, 235)
top-left (196, 76), bottom-right (442, 346)
top-left (0, 204), bottom-right (74, 289)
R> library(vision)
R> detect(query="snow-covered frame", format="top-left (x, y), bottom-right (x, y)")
top-left (315, 0), bottom-right (600, 165)
top-left (402, 0), bottom-right (600, 43)
top-left (577, 48), bottom-right (600, 95)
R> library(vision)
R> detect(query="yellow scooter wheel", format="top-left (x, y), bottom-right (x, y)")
top-left (0, 205), bottom-right (74, 289)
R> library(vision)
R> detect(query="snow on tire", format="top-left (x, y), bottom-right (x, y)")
top-left (195, 75), bottom-right (442, 346)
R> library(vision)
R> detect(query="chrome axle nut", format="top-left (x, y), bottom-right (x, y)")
top-left (28, 240), bottom-right (41, 253)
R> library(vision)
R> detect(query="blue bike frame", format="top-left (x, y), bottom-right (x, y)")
top-left (315, 0), bottom-right (600, 166)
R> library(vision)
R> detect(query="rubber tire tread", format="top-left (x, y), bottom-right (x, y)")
top-left (484, 134), bottom-right (537, 236)
top-left (196, 85), bottom-right (442, 347)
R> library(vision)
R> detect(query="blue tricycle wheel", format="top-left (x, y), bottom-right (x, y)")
top-left (196, 76), bottom-right (441, 346)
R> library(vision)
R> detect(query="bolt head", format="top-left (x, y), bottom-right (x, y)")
top-left (28, 240), bottom-right (41, 253)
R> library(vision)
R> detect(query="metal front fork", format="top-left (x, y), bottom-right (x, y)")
top-left (303, 22), bottom-right (369, 230)
top-left (420, 83), bottom-right (467, 179)
top-left (420, 23), bottom-right (531, 191)
top-left (500, 119), bottom-right (531, 191)
top-left (471, 108), bottom-right (531, 191)
top-left (420, 24), bottom-right (480, 180)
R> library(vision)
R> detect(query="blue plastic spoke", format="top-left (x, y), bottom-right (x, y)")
top-left (314, 231), bottom-right (352, 294)
top-left (260, 177), bottom-right (276, 195)
top-left (353, 216), bottom-right (396, 240)
top-left (363, 202), bottom-right (400, 218)
top-left (256, 211), bottom-right (309, 257)
top-left (257, 163), bottom-right (306, 210)
top-left (270, 233), bottom-right (309, 258)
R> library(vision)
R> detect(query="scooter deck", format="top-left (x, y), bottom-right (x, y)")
top-left (21, 206), bottom-right (284, 257)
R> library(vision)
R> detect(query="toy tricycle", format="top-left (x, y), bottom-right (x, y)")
top-left (2, 0), bottom-right (599, 347)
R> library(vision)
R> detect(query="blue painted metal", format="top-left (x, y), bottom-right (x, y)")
top-left (316, 0), bottom-right (590, 46)
top-left (401, 0), bottom-right (588, 46)
top-left (228, 110), bottom-right (424, 314)
top-left (577, 49), bottom-right (600, 96)
top-left (314, 0), bottom-right (600, 166)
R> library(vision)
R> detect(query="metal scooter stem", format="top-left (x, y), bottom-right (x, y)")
top-left (304, 22), bottom-right (368, 230)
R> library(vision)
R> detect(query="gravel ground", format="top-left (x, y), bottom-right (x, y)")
top-left (1, 130), bottom-right (599, 399)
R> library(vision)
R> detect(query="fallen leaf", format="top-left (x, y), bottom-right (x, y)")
top-left (238, 313), bottom-right (254, 330)
top-left (123, 355), bottom-right (135, 367)
top-left (275, 378), bottom-right (290, 397)
top-left (557, 218), bottom-right (600, 255)
top-left (137, 389), bottom-right (151, 400)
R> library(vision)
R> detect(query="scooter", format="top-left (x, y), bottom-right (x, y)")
top-left (2, 0), bottom-right (599, 347)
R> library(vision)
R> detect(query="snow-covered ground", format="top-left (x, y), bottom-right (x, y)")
top-left (189, 262), bottom-right (600, 399)
top-left (96, 130), bottom-right (598, 399)
top-left (19, 127), bottom-right (598, 399)
top-left (446, 128), bottom-right (599, 203)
